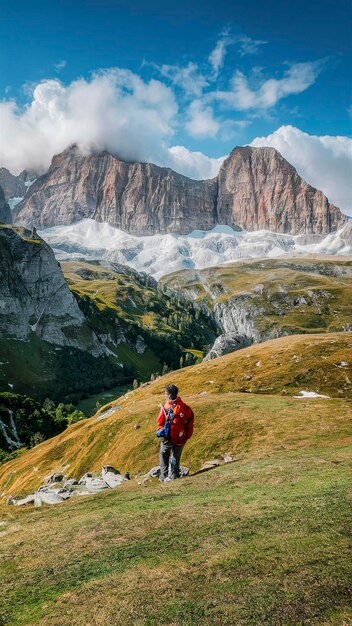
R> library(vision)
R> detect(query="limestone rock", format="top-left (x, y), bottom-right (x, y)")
top-left (102, 466), bottom-right (129, 489)
top-left (7, 491), bottom-right (67, 507)
top-left (14, 146), bottom-right (217, 234)
top-left (0, 185), bottom-right (11, 224)
top-left (13, 145), bottom-right (347, 236)
top-left (6, 465), bottom-right (129, 506)
top-left (217, 147), bottom-right (346, 235)
top-left (0, 224), bottom-right (101, 352)
top-left (204, 333), bottom-right (252, 361)
top-left (47, 472), bottom-right (64, 483)
top-left (0, 168), bottom-right (30, 200)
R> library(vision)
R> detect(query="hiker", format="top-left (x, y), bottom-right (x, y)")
top-left (156, 384), bottom-right (194, 482)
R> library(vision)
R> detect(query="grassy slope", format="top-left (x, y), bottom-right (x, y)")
top-left (0, 332), bottom-right (350, 497)
top-left (63, 261), bottom-right (216, 378)
top-left (0, 431), bottom-right (351, 624)
top-left (161, 258), bottom-right (352, 335)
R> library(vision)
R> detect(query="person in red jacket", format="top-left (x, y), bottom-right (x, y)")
top-left (157, 384), bottom-right (194, 482)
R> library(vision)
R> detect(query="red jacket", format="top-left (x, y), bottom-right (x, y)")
top-left (157, 397), bottom-right (194, 446)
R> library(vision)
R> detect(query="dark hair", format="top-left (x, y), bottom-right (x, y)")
top-left (165, 384), bottom-right (178, 400)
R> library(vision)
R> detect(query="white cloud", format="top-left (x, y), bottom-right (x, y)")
top-left (214, 60), bottom-right (325, 110)
top-left (251, 125), bottom-right (352, 215)
top-left (54, 60), bottom-right (67, 71)
top-left (208, 29), bottom-right (232, 80)
top-left (156, 62), bottom-right (208, 97)
top-left (0, 69), bottom-right (225, 180)
top-left (185, 100), bottom-right (220, 138)
top-left (234, 35), bottom-right (267, 57)
top-left (0, 70), bottom-right (178, 174)
top-left (167, 145), bottom-right (225, 179)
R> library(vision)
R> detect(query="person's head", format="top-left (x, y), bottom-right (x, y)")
top-left (165, 384), bottom-right (178, 401)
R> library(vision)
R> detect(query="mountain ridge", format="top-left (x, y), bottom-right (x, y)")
top-left (13, 145), bottom-right (347, 236)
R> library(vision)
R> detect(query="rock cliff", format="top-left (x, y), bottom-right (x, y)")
top-left (0, 168), bottom-right (34, 202)
top-left (13, 145), bottom-right (347, 236)
top-left (14, 147), bottom-right (217, 235)
top-left (0, 226), bottom-right (135, 399)
top-left (0, 224), bottom-right (100, 350)
top-left (0, 186), bottom-right (11, 224)
top-left (217, 147), bottom-right (345, 234)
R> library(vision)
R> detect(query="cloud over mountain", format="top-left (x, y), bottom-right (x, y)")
top-left (251, 126), bottom-right (352, 216)
top-left (0, 31), bottom-right (350, 212)
top-left (0, 70), bottom-right (177, 175)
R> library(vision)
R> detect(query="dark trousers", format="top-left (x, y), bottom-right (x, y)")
top-left (160, 440), bottom-right (184, 479)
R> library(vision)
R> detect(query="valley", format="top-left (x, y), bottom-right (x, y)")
top-left (0, 225), bottom-right (216, 405)
top-left (1, 222), bottom-right (350, 463)
top-left (62, 259), bottom-right (216, 379)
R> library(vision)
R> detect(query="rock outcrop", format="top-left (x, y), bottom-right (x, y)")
top-left (0, 185), bottom-right (11, 224)
top-left (0, 224), bottom-right (101, 351)
top-left (7, 465), bottom-right (130, 507)
top-left (203, 297), bottom-right (262, 360)
top-left (13, 145), bottom-right (347, 236)
top-left (0, 168), bottom-right (27, 200)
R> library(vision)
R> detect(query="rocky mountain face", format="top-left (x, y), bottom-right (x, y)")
top-left (14, 147), bottom-right (217, 234)
top-left (0, 168), bottom-right (34, 201)
top-left (0, 224), bottom-right (101, 350)
top-left (217, 147), bottom-right (345, 234)
top-left (13, 145), bottom-right (347, 236)
top-left (0, 186), bottom-right (11, 224)
top-left (0, 225), bottom-right (134, 400)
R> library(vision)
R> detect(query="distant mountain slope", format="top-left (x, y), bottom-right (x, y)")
top-left (62, 260), bottom-right (216, 377)
top-left (0, 168), bottom-right (28, 201)
top-left (14, 145), bottom-right (347, 235)
top-left (1, 332), bottom-right (350, 496)
top-left (161, 257), bottom-right (352, 358)
top-left (0, 168), bottom-right (36, 211)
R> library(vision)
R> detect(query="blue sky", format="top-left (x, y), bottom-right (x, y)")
top-left (0, 0), bottom-right (351, 212)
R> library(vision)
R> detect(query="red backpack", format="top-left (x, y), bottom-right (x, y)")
top-left (159, 398), bottom-right (194, 445)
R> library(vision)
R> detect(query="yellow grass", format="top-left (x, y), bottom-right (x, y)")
top-left (0, 332), bottom-right (351, 497)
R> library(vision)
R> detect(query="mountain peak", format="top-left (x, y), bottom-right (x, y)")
top-left (13, 145), bottom-right (347, 236)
